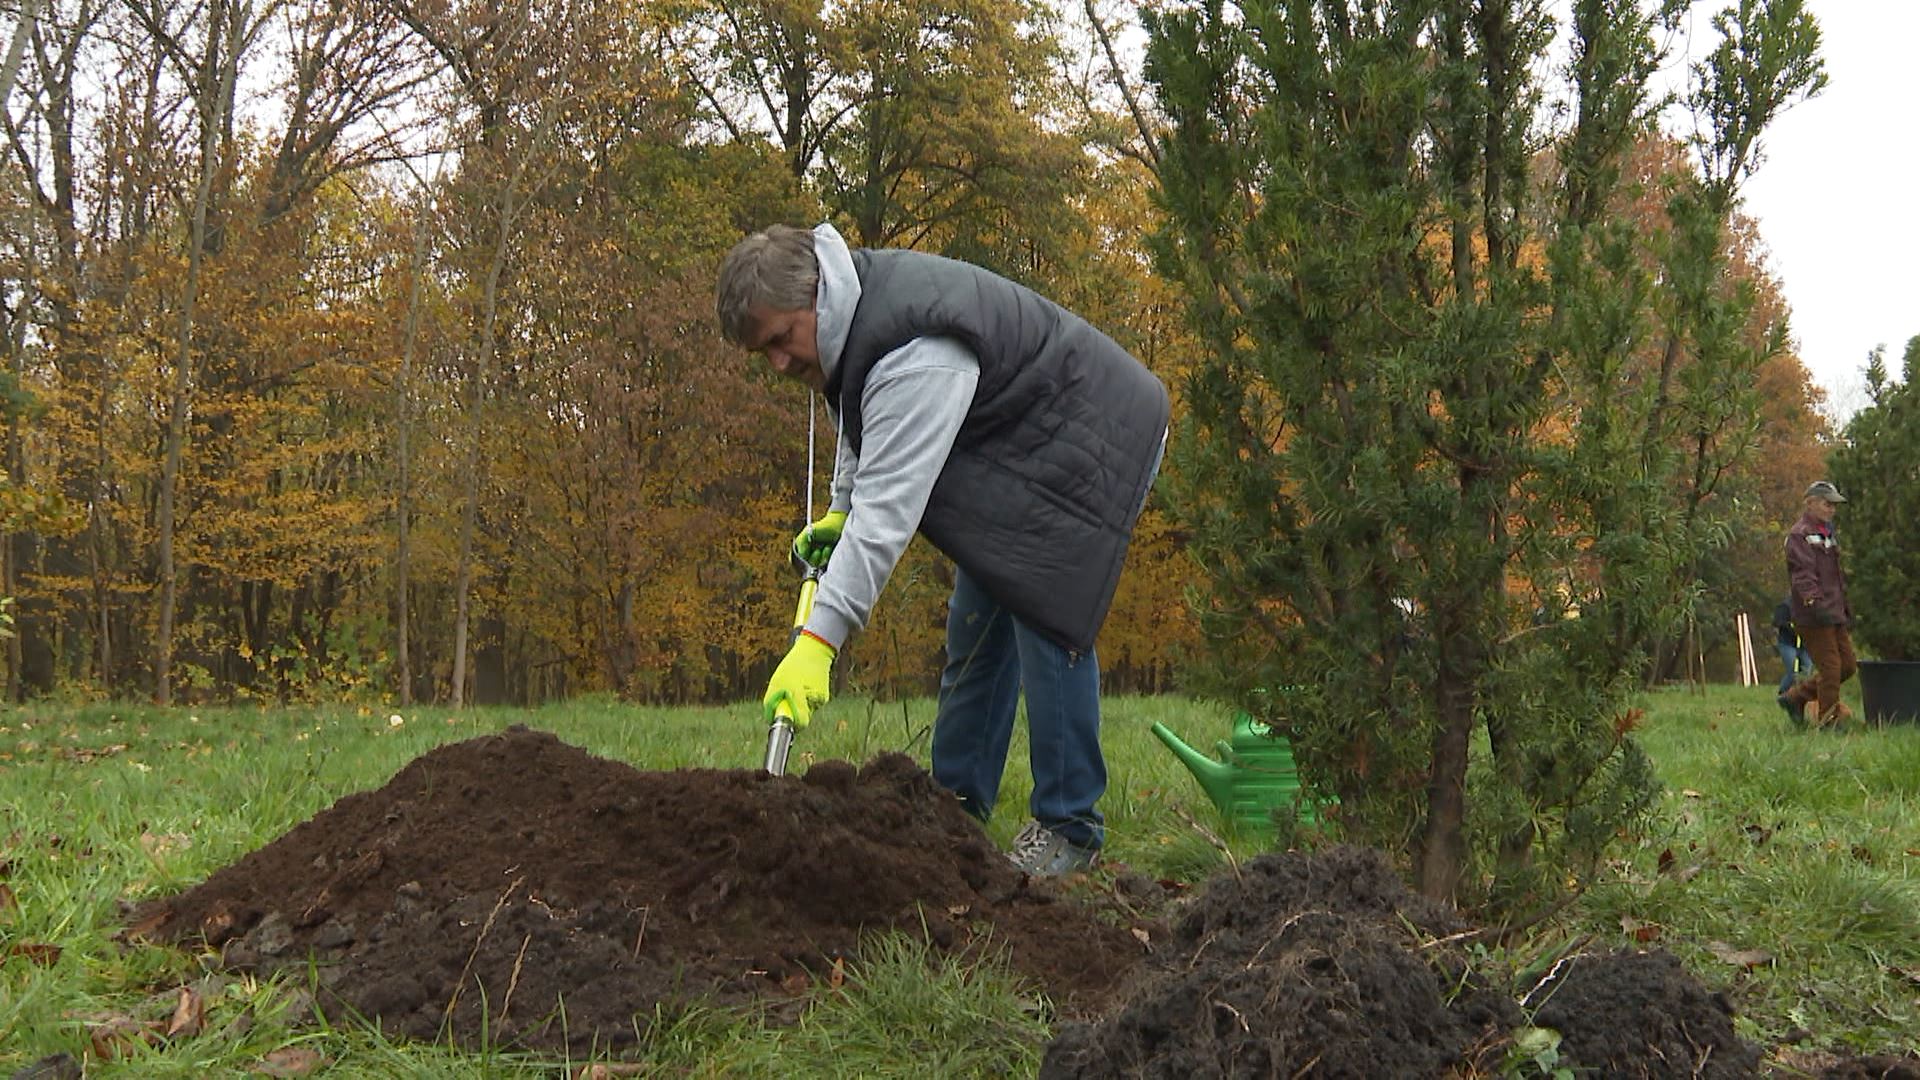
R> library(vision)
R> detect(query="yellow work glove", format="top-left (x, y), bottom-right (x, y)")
top-left (763, 634), bottom-right (836, 729)
top-left (790, 510), bottom-right (848, 570)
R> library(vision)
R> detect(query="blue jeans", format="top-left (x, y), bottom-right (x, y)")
top-left (930, 567), bottom-right (1106, 850)
top-left (1777, 640), bottom-right (1814, 695)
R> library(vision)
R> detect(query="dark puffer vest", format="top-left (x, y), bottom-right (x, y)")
top-left (826, 248), bottom-right (1170, 653)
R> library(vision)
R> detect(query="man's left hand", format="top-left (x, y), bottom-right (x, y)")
top-left (790, 511), bottom-right (847, 569)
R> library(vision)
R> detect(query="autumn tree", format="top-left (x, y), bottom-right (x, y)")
top-left (1145, 0), bottom-right (1825, 905)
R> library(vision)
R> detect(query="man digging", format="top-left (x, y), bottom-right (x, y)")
top-left (716, 223), bottom-right (1169, 876)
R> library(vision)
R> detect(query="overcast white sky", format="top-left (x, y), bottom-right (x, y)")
top-left (1722, 1), bottom-right (1919, 422)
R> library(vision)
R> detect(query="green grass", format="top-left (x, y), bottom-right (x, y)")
top-left (3, 687), bottom-right (1917, 1075)
top-left (1567, 685), bottom-right (1920, 1056)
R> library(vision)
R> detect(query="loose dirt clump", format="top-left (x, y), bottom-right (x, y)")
top-left (1529, 948), bottom-right (1761, 1078)
top-left (1042, 846), bottom-right (1522, 1078)
top-left (1822, 1056), bottom-right (1920, 1079)
top-left (127, 726), bottom-right (1148, 1055)
top-left (1040, 846), bottom-right (1767, 1079)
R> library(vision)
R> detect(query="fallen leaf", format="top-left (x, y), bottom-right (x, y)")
top-left (1706, 941), bottom-right (1773, 969)
top-left (120, 908), bottom-right (170, 942)
top-left (8, 941), bottom-right (62, 966)
top-left (946, 904), bottom-right (970, 918)
top-left (252, 1046), bottom-right (326, 1077)
top-left (1656, 849), bottom-right (1676, 874)
top-left (828, 956), bottom-right (846, 990)
top-left (574, 1065), bottom-right (646, 1079)
top-left (1681, 789), bottom-right (1703, 799)
top-left (1130, 927), bottom-right (1153, 950)
top-left (166, 986), bottom-right (206, 1038)
top-left (140, 831), bottom-right (192, 858)
top-left (88, 1016), bottom-right (161, 1059)
top-left (8, 1054), bottom-right (79, 1080)
top-left (1619, 916), bottom-right (1661, 943)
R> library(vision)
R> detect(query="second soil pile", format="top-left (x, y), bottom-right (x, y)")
top-left (1043, 846), bottom-right (1762, 1078)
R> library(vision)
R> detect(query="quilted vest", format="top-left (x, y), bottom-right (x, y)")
top-left (826, 248), bottom-right (1169, 653)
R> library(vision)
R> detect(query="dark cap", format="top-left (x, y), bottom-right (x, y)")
top-left (1805, 480), bottom-right (1847, 503)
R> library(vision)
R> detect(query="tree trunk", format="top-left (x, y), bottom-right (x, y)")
top-left (158, 0), bottom-right (241, 705)
top-left (451, 178), bottom-right (517, 707)
top-left (1419, 665), bottom-right (1472, 901)
top-left (394, 198), bottom-right (430, 706)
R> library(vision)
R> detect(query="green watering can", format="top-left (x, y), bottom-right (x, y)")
top-left (1151, 714), bottom-right (1319, 834)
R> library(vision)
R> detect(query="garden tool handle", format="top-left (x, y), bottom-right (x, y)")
top-left (764, 565), bottom-right (822, 777)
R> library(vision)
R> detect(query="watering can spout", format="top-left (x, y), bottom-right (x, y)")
top-left (1150, 721), bottom-right (1237, 815)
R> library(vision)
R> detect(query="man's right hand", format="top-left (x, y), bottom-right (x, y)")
top-left (764, 634), bottom-right (835, 729)
top-left (790, 510), bottom-right (847, 569)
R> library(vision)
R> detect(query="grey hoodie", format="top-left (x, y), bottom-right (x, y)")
top-left (804, 223), bottom-right (977, 649)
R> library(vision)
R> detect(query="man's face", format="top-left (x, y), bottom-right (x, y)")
top-left (743, 303), bottom-right (823, 392)
top-left (1809, 496), bottom-right (1838, 524)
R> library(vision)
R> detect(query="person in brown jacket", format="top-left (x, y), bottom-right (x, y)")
top-left (1780, 480), bottom-right (1856, 727)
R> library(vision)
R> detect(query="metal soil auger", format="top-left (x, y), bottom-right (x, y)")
top-left (764, 395), bottom-right (823, 778)
top-left (762, 561), bottom-right (819, 777)
top-left (1151, 714), bottom-right (1322, 836)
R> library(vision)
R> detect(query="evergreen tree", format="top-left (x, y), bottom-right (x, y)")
top-left (1144, 0), bottom-right (1824, 905)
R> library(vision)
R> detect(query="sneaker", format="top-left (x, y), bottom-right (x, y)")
top-left (1007, 820), bottom-right (1098, 878)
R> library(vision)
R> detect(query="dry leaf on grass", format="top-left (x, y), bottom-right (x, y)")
top-left (252, 1046), bottom-right (327, 1077)
top-left (68, 743), bottom-right (128, 763)
top-left (140, 831), bottom-right (192, 859)
top-left (166, 985), bottom-right (206, 1038)
top-left (1619, 916), bottom-right (1662, 943)
top-left (119, 907), bottom-right (170, 942)
top-left (87, 1016), bottom-right (162, 1059)
top-left (1706, 941), bottom-right (1773, 969)
top-left (7, 941), bottom-right (63, 966)
top-left (574, 1064), bottom-right (646, 1079)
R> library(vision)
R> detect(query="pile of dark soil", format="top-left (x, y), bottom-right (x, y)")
top-left (128, 726), bottom-right (1148, 1054)
top-left (1529, 949), bottom-right (1762, 1078)
top-left (1041, 846), bottom-right (1762, 1079)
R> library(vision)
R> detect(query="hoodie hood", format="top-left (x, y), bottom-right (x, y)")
top-left (812, 223), bottom-right (861, 384)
